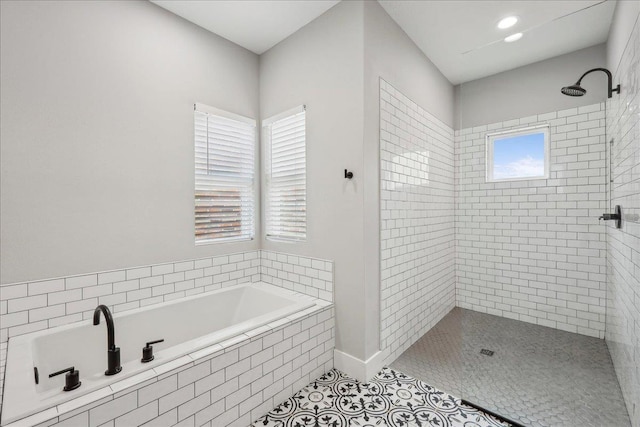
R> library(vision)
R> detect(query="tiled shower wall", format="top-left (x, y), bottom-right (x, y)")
top-left (380, 79), bottom-right (456, 365)
top-left (455, 104), bottom-right (608, 338)
top-left (0, 250), bottom-right (333, 416)
top-left (605, 15), bottom-right (640, 426)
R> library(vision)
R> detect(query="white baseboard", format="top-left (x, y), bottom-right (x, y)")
top-left (333, 349), bottom-right (386, 382)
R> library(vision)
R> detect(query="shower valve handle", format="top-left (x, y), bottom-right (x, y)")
top-left (599, 213), bottom-right (618, 221)
top-left (599, 205), bottom-right (622, 229)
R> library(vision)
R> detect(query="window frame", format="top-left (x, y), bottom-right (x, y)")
top-left (485, 124), bottom-right (550, 183)
top-left (262, 105), bottom-right (307, 243)
top-left (194, 103), bottom-right (257, 245)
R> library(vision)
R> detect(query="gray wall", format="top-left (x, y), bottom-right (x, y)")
top-left (260, 0), bottom-right (456, 364)
top-left (0, 0), bottom-right (260, 284)
top-left (363, 0), bottom-right (455, 360)
top-left (259, 1), bottom-right (367, 360)
top-left (455, 44), bottom-right (607, 129)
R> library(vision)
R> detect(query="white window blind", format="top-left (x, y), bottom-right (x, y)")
top-left (263, 106), bottom-right (306, 241)
top-left (194, 103), bottom-right (255, 244)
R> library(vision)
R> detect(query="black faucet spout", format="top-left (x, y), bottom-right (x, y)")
top-left (93, 305), bottom-right (121, 375)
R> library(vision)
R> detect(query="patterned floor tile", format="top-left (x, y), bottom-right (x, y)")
top-left (252, 368), bottom-right (512, 427)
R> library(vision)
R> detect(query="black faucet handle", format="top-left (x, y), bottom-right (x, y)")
top-left (146, 339), bottom-right (164, 348)
top-left (49, 366), bottom-right (81, 391)
top-left (141, 339), bottom-right (164, 363)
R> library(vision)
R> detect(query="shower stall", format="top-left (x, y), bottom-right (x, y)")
top-left (381, 47), bottom-right (638, 425)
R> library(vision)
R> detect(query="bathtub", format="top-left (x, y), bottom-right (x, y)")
top-left (1, 283), bottom-right (315, 425)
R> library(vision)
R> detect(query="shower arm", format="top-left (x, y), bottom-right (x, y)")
top-left (575, 68), bottom-right (620, 98)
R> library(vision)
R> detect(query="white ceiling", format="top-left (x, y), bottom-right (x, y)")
top-left (379, 0), bottom-right (616, 84)
top-left (151, 0), bottom-right (340, 54)
top-left (151, 0), bottom-right (616, 85)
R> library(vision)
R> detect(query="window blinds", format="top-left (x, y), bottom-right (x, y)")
top-left (264, 106), bottom-right (306, 241)
top-left (194, 104), bottom-right (255, 244)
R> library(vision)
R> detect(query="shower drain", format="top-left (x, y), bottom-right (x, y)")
top-left (480, 349), bottom-right (495, 356)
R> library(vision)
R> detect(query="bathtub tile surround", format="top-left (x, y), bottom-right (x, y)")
top-left (0, 250), bottom-right (333, 420)
top-left (2, 298), bottom-right (334, 426)
top-left (253, 367), bottom-right (512, 427)
top-left (260, 250), bottom-right (334, 302)
top-left (605, 13), bottom-right (640, 427)
top-left (380, 79), bottom-right (456, 365)
top-left (455, 103), bottom-right (608, 338)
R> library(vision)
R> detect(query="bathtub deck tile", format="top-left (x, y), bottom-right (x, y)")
top-left (244, 325), bottom-right (271, 338)
top-left (286, 307), bottom-right (317, 321)
top-left (219, 334), bottom-right (249, 351)
top-left (113, 377), bottom-right (157, 400)
top-left (188, 343), bottom-right (223, 363)
top-left (267, 317), bottom-right (290, 330)
top-left (153, 356), bottom-right (193, 379)
top-left (110, 370), bottom-right (157, 394)
top-left (4, 407), bottom-right (58, 427)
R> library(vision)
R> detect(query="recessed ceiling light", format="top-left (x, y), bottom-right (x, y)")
top-left (497, 16), bottom-right (518, 29)
top-left (504, 32), bottom-right (523, 43)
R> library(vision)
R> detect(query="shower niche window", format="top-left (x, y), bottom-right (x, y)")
top-left (486, 125), bottom-right (549, 182)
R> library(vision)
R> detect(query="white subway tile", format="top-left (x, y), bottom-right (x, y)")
top-left (65, 275), bottom-right (97, 290)
top-left (29, 279), bottom-right (65, 296)
top-left (89, 392), bottom-right (137, 427)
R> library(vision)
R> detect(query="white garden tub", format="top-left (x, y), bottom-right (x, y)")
top-left (1, 283), bottom-right (314, 425)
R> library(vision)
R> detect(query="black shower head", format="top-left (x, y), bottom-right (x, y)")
top-left (561, 84), bottom-right (586, 97)
top-left (561, 68), bottom-right (620, 98)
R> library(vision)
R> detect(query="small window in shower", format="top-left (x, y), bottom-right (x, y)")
top-left (486, 125), bottom-right (549, 182)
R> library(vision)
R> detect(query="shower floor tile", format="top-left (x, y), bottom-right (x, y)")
top-left (252, 367), bottom-right (513, 427)
top-left (390, 307), bottom-right (631, 427)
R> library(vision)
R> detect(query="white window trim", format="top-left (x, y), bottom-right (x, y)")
top-left (486, 124), bottom-right (550, 183)
top-left (194, 103), bottom-right (257, 245)
top-left (194, 103), bottom-right (255, 126)
top-left (262, 105), bottom-right (307, 242)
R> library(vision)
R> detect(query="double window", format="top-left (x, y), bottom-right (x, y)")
top-left (194, 104), bottom-right (255, 244)
top-left (263, 106), bottom-right (307, 241)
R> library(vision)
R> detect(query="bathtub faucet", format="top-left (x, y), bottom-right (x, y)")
top-left (93, 305), bottom-right (122, 376)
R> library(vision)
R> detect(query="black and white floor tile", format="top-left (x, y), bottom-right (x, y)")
top-left (252, 367), bottom-right (512, 427)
